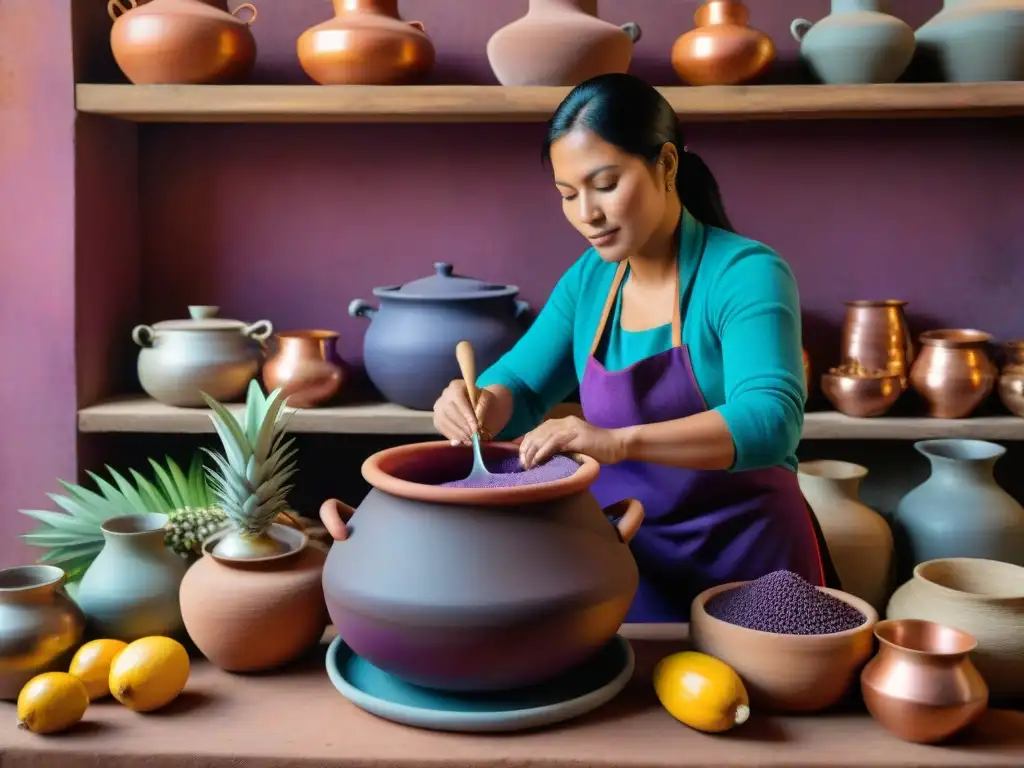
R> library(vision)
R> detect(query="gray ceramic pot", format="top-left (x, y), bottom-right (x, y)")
top-left (916, 0), bottom-right (1024, 82)
top-left (349, 263), bottom-right (530, 411)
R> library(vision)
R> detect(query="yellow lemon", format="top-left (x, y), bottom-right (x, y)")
top-left (16, 672), bottom-right (90, 734)
top-left (108, 636), bottom-right (190, 713)
top-left (69, 638), bottom-right (129, 701)
top-left (653, 651), bottom-right (750, 733)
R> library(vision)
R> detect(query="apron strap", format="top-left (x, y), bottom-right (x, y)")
top-left (589, 261), bottom-right (629, 357)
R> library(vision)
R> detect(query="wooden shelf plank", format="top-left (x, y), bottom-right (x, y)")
top-left (78, 396), bottom-right (1024, 440)
top-left (75, 83), bottom-right (1024, 124)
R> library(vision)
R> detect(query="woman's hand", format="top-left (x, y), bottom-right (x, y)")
top-left (433, 379), bottom-right (495, 445)
top-left (519, 416), bottom-right (629, 468)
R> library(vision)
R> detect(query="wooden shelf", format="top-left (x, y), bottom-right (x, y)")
top-left (78, 396), bottom-right (1024, 440)
top-left (75, 83), bottom-right (1024, 124)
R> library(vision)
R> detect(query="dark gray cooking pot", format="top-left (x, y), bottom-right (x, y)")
top-left (348, 262), bottom-right (530, 411)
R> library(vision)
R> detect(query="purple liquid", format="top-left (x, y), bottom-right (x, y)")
top-left (440, 455), bottom-right (580, 489)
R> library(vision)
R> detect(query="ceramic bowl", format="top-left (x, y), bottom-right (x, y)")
top-left (821, 371), bottom-right (902, 417)
top-left (689, 581), bottom-right (878, 712)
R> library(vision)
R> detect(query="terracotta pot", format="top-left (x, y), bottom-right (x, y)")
top-left (319, 441), bottom-right (644, 692)
top-left (671, 1), bottom-right (775, 86)
top-left (840, 299), bottom-right (914, 389)
top-left (297, 0), bottom-right (435, 85)
top-left (487, 0), bottom-right (641, 86)
top-left (997, 340), bottom-right (1024, 417)
top-left (108, 0), bottom-right (258, 85)
top-left (916, 0), bottom-right (1024, 83)
top-left (179, 525), bottom-right (329, 672)
top-left (886, 558), bottom-right (1024, 699)
top-left (861, 619), bottom-right (988, 743)
top-left (909, 329), bottom-right (996, 418)
top-left (263, 330), bottom-right (347, 408)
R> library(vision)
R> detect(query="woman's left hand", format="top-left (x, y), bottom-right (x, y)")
top-left (519, 416), bottom-right (628, 468)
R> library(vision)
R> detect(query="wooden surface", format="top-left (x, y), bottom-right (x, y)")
top-left (77, 396), bottom-right (1024, 440)
top-left (1, 625), bottom-right (1021, 768)
top-left (75, 83), bottom-right (1024, 124)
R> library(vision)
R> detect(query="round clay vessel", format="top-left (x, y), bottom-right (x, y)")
top-left (108, 0), bottom-right (258, 85)
top-left (298, 0), bottom-right (435, 85)
top-left (916, 0), bottom-right (1024, 82)
top-left (179, 525), bottom-right (329, 672)
top-left (263, 330), bottom-right (347, 408)
top-left (671, 1), bottom-right (775, 86)
top-left (909, 329), bottom-right (996, 419)
top-left (319, 441), bottom-right (644, 692)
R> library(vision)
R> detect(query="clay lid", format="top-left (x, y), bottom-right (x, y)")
top-left (151, 306), bottom-right (259, 332)
top-left (373, 262), bottom-right (519, 301)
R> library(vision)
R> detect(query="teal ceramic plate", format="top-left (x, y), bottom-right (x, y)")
top-left (325, 634), bottom-right (635, 733)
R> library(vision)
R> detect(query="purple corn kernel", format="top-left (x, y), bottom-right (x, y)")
top-left (439, 455), bottom-right (579, 489)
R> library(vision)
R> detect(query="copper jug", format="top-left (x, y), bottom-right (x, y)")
top-left (262, 331), bottom-right (348, 409)
top-left (108, 0), bottom-right (258, 85)
top-left (297, 0), bottom-right (435, 85)
top-left (671, 1), bottom-right (776, 86)
top-left (840, 299), bottom-right (914, 388)
top-left (909, 329), bottom-right (996, 419)
top-left (997, 340), bottom-right (1024, 417)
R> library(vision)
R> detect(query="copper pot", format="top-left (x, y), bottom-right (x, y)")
top-left (909, 329), bottom-right (996, 419)
top-left (997, 340), bottom-right (1024, 417)
top-left (108, 0), bottom-right (258, 85)
top-left (262, 330), bottom-right (347, 408)
top-left (671, 1), bottom-right (776, 86)
top-left (840, 299), bottom-right (914, 389)
top-left (861, 619), bottom-right (988, 744)
top-left (821, 370), bottom-right (902, 418)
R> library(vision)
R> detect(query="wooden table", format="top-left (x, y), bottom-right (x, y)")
top-left (1, 625), bottom-right (1021, 768)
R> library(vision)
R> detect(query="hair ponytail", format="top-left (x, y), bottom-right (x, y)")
top-left (677, 147), bottom-right (734, 233)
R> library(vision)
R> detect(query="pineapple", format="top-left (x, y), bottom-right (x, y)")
top-left (201, 380), bottom-right (298, 559)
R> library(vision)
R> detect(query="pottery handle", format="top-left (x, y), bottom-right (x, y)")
top-left (243, 319), bottom-right (274, 342)
top-left (790, 18), bottom-right (813, 43)
top-left (348, 299), bottom-right (377, 319)
top-left (107, 0), bottom-right (138, 21)
top-left (231, 3), bottom-right (258, 25)
top-left (514, 299), bottom-right (531, 319)
top-left (408, 20), bottom-right (426, 32)
top-left (132, 324), bottom-right (155, 348)
top-left (603, 498), bottom-right (644, 543)
top-left (319, 498), bottom-right (355, 542)
top-left (620, 22), bottom-right (642, 44)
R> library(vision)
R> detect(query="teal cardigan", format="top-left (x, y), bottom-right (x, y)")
top-left (477, 209), bottom-right (806, 473)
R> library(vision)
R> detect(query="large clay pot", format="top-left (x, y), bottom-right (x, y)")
top-left (179, 525), bottom-right (329, 672)
top-left (886, 558), bottom-right (1024, 700)
top-left (487, 0), bottom-right (642, 86)
top-left (797, 460), bottom-right (894, 613)
top-left (0, 566), bottom-right (85, 701)
top-left (349, 262), bottom-right (531, 411)
top-left (297, 0), bottom-right (435, 85)
top-left (671, 1), bottom-right (775, 86)
top-left (909, 329), bottom-right (996, 419)
top-left (791, 0), bottom-right (916, 84)
top-left (262, 330), bottom-right (348, 408)
top-left (108, 0), bottom-right (258, 85)
top-left (916, 0), bottom-right (1024, 82)
top-left (895, 439), bottom-right (1024, 571)
top-left (840, 299), bottom-right (914, 389)
top-left (319, 441), bottom-right (644, 692)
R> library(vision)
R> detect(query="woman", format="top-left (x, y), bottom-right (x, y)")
top-left (433, 73), bottom-right (839, 622)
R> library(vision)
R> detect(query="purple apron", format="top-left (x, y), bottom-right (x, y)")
top-left (581, 229), bottom-right (836, 622)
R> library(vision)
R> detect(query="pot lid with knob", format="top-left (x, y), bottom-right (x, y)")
top-left (372, 262), bottom-right (520, 301)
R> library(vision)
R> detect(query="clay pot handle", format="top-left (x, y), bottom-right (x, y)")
top-left (603, 498), bottom-right (644, 543)
top-left (790, 18), bottom-right (813, 43)
top-left (620, 22), bottom-right (642, 44)
top-left (408, 20), bottom-right (426, 32)
top-left (319, 498), bottom-right (356, 542)
top-left (132, 324), bottom-right (155, 348)
top-left (107, 0), bottom-right (138, 21)
top-left (243, 319), bottom-right (274, 342)
top-left (348, 299), bottom-right (377, 319)
top-left (232, 3), bottom-right (258, 25)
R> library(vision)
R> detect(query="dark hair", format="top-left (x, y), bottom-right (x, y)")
top-left (542, 73), bottom-right (734, 233)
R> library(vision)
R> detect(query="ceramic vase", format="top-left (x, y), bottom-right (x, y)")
top-left (791, 0), bottom-right (916, 84)
top-left (886, 558), bottom-right (1024, 700)
top-left (895, 440), bottom-right (1024, 573)
top-left (179, 525), bottom-right (329, 672)
top-left (0, 566), bottom-right (85, 701)
top-left (108, 0), bottom-right (258, 85)
top-left (916, 0), bottom-right (1024, 82)
top-left (297, 0), bottom-right (435, 85)
top-left (262, 330), bottom-right (347, 408)
top-left (798, 461), bottom-right (894, 612)
top-left (671, 1), bottom-right (775, 86)
top-left (75, 513), bottom-right (188, 641)
top-left (487, 0), bottom-right (642, 86)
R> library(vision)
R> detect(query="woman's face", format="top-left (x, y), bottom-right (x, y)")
top-left (550, 127), bottom-right (675, 263)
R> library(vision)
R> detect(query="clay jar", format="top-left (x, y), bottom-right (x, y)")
top-left (909, 329), bottom-right (996, 418)
top-left (487, 0), bottom-right (642, 86)
top-left (319, 441), bottom-right (644, 692)
top-left (997, 340), bottom-right (1024, 417)
top-left (671, 1), bottom-right (775, 86)
top-left (298, 0), bottom-right (435, 85)
top-left (840, 299), bottom-right (914, 388)
top-left (108, 0), bottom-right (258, 85)
top-left (263, 330), bottom-right (347, 408)
top-left (179, 525), bottom-right (328, 672)
top-left (916, 0), bottom-right (1024, 82)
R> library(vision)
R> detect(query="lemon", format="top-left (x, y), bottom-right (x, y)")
top-left (16, 672), bottom-right (90, 734)
top-left (109, 636), bottom-right (190, 713)
top-left (69, 638), bottom-right (129, 701)
top-left (653, 651), bottom-right (750, 733)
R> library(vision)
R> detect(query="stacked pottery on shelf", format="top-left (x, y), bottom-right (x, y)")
top-left (671, 1), bottom-right (776, 86)
top-left (915, 0), bottom-right (1024, 82)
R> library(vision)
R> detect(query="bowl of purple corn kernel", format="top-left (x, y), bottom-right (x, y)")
top-left (690, 570), bottom-right (878, 713)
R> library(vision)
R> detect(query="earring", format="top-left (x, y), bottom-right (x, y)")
top-left (667, 182), bottom-right (673, 191)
